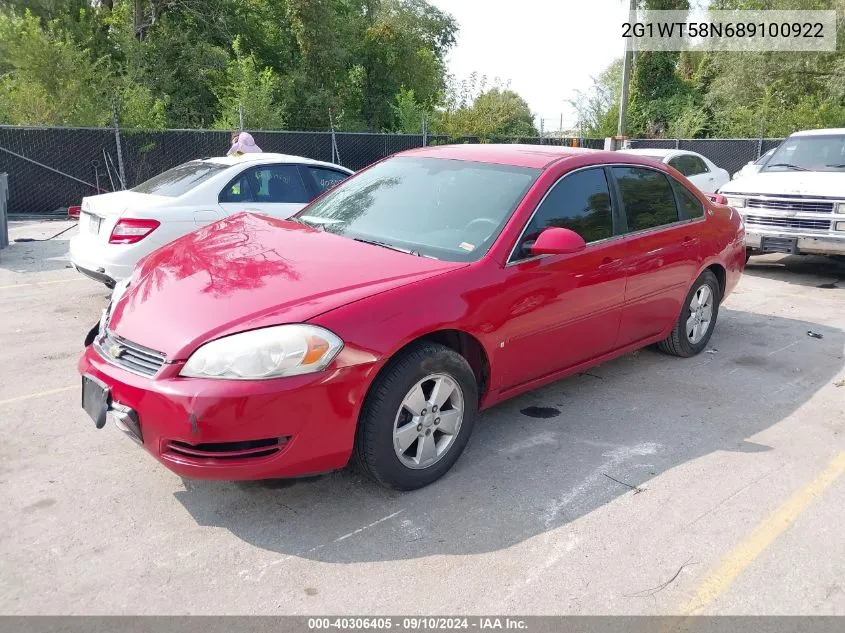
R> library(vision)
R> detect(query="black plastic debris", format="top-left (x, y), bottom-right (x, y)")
top-left (807, 331), bottom-right (823, 339)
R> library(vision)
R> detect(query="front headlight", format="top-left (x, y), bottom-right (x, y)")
top-left (725, 196), bottom-right (746, 208)
top-left (180, 324), bottom-right (343, 380)
top-left (837, 202), bottom-right (845, 215)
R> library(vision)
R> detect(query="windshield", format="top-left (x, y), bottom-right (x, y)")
top-left (293, 156), bottom-right (540, 262)
top-left (761, 134), bottom-right (845, 172)
top-left (132, 161), bottom-right (229, 197)
top-left (755, 148), bottom-right (776, 165)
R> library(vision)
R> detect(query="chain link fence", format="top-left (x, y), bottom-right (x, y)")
top-left (0, 124), bottom-right (783, 217)
top-left (628, 138), bottom-right (785, 178)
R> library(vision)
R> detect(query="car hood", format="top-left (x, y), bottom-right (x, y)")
top-left (720, 171), bottom-right (845, 198)
top-left (82, 190), bottom-right (173, 216)
top-left (108, 213), bottom-right (466, 359)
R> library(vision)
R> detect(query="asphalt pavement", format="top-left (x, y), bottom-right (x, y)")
top-left (1, 219), bottom-right (844, 615)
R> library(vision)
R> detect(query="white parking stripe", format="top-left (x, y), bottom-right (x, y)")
top-left (0, 385), bottom-right (76, 406)
top-left (0, 277), bottom-right (85, 291)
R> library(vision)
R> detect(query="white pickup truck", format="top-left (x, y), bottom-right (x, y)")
top-left (718, 128), bottom-right (845, 261)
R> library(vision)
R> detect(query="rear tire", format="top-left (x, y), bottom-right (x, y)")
top-left (658, 270), bottom-right (721, 358)
top-left (354, 342), bottom-right (478, 490)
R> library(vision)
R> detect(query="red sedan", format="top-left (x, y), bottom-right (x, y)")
top-left (79, 145), bottom-right (745, 490)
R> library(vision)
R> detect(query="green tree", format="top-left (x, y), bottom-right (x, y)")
top-left (360, 0), bottom-right (457, 131)
top-left (390, 87), bottom-right (426, 133)
top-left (213, 37), bottom-right (285, 130)
top-left (437, 81), bottom-right (538, 139)
top-left (0, 10), bottom-right (109, 125)
top-left (627, 0), bottom-right (696, 137)
top-left (570, 59), bottom-right (623, 137)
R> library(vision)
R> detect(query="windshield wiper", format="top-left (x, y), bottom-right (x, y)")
top-left (766, 163), bottom-right (809, 171)
top-left (825, 163), bottom-right (845, 168)
top-left (353, 237), bottom-right (422, 257)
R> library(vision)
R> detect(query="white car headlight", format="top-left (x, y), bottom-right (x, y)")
top-left (725, 196), bottom-right (746, 208)
top-left (837, 202), bottom-right (845, 215)
top-left (180, 325), bottom-right (343, 380)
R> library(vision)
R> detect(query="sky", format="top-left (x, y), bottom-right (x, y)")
top-left (429, 0), bottom-right (633, 132)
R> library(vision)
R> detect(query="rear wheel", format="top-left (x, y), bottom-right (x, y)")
top-left (658, 270), bottom-right (720, 358)
top-left (354, 342), bottom-right (478, 490)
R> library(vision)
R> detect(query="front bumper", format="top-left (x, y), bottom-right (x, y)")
top-left (78, 345), bottom-right (378, 480)
top-left (745, 231), bottom-right (845, 256)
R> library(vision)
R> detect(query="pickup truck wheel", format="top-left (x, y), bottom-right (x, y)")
top-left (354, 342), bottom-right (478, 490)
top-left (658, 270), bottom-right (720, 358)
top-left (745, 248), bottom-right (752, 263)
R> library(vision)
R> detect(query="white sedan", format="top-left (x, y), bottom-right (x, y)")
top-left (618, 149), bottom-right (730, 193)
top-left (70, 153), bottom-right (353, 286)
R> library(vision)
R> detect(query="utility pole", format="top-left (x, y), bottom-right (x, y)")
top-left (238, 103), bottom-right (245, 132)
top-left (617, 0), bottom-right (634, 143)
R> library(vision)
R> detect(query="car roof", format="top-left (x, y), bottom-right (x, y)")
top-left (619, 148), bottom-right (674, 158)
top-left (791, 128), bottom-right (845, 137)
top-left (201, 153), bottom-right (351, 171)
top-left (398, 144), bottom-right (604, 169)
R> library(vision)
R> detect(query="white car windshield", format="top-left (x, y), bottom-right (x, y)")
top-left (293, 156), bottom-right (540, 262)
top-left (761, 134), bottom-right (845, 172)
top-left (755, 148), bottom-right (776, 165)
top-left (132, 161), bottom-right (229, 197)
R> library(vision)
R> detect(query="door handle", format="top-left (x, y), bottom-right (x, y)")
top-left (682, 236), bottom-right (700, 247)
top-left (598, 257), bottom-right (622, 270)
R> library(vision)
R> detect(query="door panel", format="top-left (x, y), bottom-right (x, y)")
top-left (611, 166), bottom-right (700, 347)
top-left (497, 243), bottom-right (628, 389)
top-left (616, 225), bottom-right (697, 345)
top-left (495, 167), bottom-right (627, 390)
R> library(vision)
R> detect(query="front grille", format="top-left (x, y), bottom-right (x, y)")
top-left (746, 198), bottom-right (834, 214)
top-left (95, 331), bottom-right (166, 377)
top-left (744, 215), bottom-right (831, 231)
top-left (164, 437), bottom-right (289, 461)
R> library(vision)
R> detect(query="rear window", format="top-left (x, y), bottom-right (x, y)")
top-left (132, 161), bottom-right (228, 197)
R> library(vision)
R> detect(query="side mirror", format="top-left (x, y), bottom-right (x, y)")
top-left (529, 227), bottom-right (586, 256)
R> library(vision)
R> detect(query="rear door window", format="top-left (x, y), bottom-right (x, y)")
top-left (612, 166), bottom-right (679, 232)
top-left (672, 179), bottom-right (705, 220)
top-left (669, 155), bottom-right (708, 177)
top-left (684, 155), bottom-right (709, 175)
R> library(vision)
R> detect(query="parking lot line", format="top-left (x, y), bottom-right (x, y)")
top-left (0, 385), bottom-right (76, 406)
top-left (679, 451), bottom-right (845, 615)
top-left (0, 277), bottom-right (85, 291)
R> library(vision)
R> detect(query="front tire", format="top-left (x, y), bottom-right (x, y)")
top-left (354, 342), bottom-right (478, 490)
top-left (658, 270), bottom-right (721, 358)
